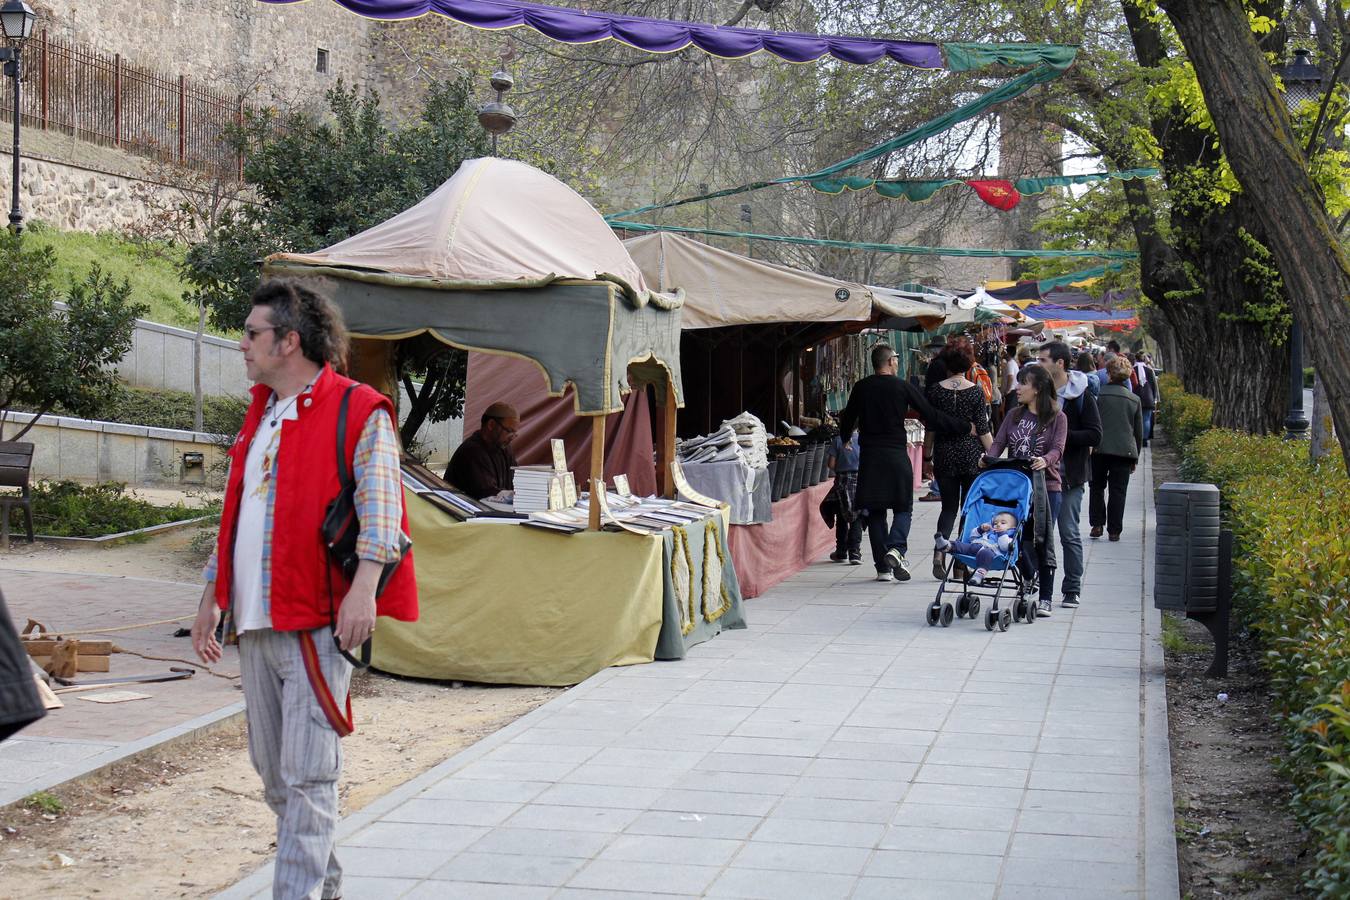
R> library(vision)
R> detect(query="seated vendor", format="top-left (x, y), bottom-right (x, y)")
top-left (445, 401), bottom-right (520, 499)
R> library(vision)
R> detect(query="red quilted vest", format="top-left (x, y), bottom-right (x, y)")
top-left (213, 364), bottom-right (418, 630)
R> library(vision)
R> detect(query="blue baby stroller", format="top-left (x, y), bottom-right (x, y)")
top-left (926, 459), bottom-right (1035, 632)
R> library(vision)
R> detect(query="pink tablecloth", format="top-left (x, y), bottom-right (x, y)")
top-left (909, 443), bottom-right (925, 490)
top-left (727, 480), bottom-right (836, 599)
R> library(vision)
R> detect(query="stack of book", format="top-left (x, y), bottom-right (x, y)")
top-left (513, 465), bottom-right (562, 513)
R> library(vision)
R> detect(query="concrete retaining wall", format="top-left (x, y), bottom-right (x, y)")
top-left (8, 411), bottom-right (227, 487)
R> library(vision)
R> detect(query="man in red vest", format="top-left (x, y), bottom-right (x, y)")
top-left (191, 279), bottom-right (416, 900)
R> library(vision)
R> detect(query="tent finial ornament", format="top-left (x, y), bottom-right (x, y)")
top-left (477, 69), bottom-right (516, 155)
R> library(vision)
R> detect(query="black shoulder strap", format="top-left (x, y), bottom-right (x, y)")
top-left (335, 384), bottom-right (359, 489)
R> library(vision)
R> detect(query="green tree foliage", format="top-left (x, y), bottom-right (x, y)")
top-left (0, 232), bottom-right (145, 441)
top-left (183, 77), bottom-right (489, 444)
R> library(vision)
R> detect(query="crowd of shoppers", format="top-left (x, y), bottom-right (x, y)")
top-left (832, 333), bottom-right (1159, 619)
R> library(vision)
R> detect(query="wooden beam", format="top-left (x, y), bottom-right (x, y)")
top-left (660, 379), bottom-right (678, 498)
top-left (588, 416), bottom-right (606, 530)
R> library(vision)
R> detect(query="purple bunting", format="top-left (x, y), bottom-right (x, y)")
top-left (258, 0), bottom-right (946, 68)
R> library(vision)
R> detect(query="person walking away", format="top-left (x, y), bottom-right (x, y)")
top-left (1037, 341), bottom-right (1101, 611)
top-left (925, 343), bottom-right (994, 579)
top-left (985, 365), bottom-right (1067, 617)
top-left (828, 428), bottom-right (863, 564)
top-left (1090, 356), bottom-right (1144, 541)
top-left (839, 343), bottom-right (970, 582)
top-left (1075, 350), bottom-right (1101, 400)
top-left (1133, 354), bottom-right (1158, 446)
top-left (192, 279), bottom-right (417, 900)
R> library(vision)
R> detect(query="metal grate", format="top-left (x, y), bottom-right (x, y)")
top-left (0, 30), bottom-right (272, 176)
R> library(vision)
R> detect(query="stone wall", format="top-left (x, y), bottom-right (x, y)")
top-left (0, 150), bottom-right (167, 232)
top-left (35, 0), bottom-right (377, 105)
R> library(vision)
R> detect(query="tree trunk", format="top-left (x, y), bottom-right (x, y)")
top-left (1159, 0), bottom-right (1350, 469)
top-left (1312, 370), bottom-right (1334, 460)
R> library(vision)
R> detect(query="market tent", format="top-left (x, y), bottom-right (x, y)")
top-left (264, 157), bottom-right (685, 417)
top-left (623, 230), bottom-right (873, 328)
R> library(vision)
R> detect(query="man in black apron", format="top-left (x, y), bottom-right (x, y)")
top-left (839, 344), bottom-right (972, 582)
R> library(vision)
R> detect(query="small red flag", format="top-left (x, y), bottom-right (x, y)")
top-left (965, 179), bottom-right (1021, 210)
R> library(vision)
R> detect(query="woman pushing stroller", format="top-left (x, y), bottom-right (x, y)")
top-left (982, 364), bottom-right (1067, 618)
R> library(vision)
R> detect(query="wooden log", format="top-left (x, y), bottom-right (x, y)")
top-left (22, 639), bottom-right (113, 656)
top-left (29, 655), bottom-right (111, 674)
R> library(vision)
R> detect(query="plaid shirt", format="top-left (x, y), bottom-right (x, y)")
top-left (203, 407), bottom-right (404, 606)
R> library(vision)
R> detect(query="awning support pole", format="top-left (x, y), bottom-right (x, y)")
top-left (660, 378), bottom-right (678, 498)
top-left (589, 416), bottom-right (606, 530)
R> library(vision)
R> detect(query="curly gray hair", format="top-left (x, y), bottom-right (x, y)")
top-left (250, 279), bottom-right (349, 369)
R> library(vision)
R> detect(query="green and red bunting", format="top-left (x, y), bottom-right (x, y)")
top-left (965, 179), bottom-right (1021, 210)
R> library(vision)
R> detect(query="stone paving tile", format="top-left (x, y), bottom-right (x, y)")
top-left (222, 456), bottom-right (1178, 899)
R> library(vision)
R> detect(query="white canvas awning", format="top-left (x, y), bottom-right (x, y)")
top-left (623, 231), bottom-right (874, 329)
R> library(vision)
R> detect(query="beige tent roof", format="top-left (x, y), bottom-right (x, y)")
top-left (623, 231), bottom-right (874, 329)
top-left (267, 158), bottom-right (677, 306)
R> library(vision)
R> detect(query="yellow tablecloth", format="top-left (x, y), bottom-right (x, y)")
top-left (371, 491), bottom-right (665, 686)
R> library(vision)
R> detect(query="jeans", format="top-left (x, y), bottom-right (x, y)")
top-left (835, 516), bottom-right (863, 555)
top-left (866, 508), bottom-right (912, 572)
top-left (1089, 453), bottom-right (1133, 536)
top-left (935, 471), bottom-right (976, 539)
top-left (1142, 409), bottom-right (1154, 444)
top-left (1026, 490), bottom-right (1062, 603)
top-left (1057, 483), bottom-right (1085, 596)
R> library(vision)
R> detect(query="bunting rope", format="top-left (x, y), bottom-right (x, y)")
top-left (604, 58), bottom-right (1075, 222)
top-left (809, 168), bottom-right (1160, 202)
top-left (260, 0), bottom-right (1075, 72)
top-left (609, 221), bottom-right (1138, 259)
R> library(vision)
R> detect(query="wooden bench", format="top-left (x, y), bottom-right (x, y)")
top-left (0, 441), bottom-right (34, 550)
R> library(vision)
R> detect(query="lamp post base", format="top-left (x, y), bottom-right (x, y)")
top-left (7, 209), bottom-right (22, 233)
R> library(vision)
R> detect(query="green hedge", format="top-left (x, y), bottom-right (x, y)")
top-left (1155, 372), bottom-right (1213, 450)
top-left (1171, 383), bottom-right (1350, 895)
top-left (7, 481), bottom-right (217, 537)
top-left (21, 385), bottom-right (249, 436)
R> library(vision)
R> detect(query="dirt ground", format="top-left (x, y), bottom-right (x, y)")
top-left (1153, 440), bottom-right (1311, 897)
top-left (0, 530), bottom-right (562, 898)
top-left (1, 518), bottom-right (216, 585)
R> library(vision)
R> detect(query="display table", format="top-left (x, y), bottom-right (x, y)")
top-left (727, 479), bottom-right (835, 598)
top-left (680, 459), bottom-right (771, 524)
top-left (373, 490), bottom-right (744, 686)
top-left (655, 514), bottom-right (747, 659)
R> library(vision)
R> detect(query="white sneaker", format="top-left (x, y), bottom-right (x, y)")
top-left (885, 550), bottom-right (911, 582)
top-left (875, 570), bottom-right (894, 582)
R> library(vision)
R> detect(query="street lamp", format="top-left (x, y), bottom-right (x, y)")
top-left (1274, 48), bottom-right (1322, 439)
top-left (0, 0), bottom-right (35, 234)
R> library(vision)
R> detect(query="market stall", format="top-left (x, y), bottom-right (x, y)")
top-left (263, 157), bottom-right (746, 685)
top-left (623, 231), bottom-right (947, 596)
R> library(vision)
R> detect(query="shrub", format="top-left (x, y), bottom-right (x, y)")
top-left (1155, 373), bottom-right (1213, 452)
top-left (1180, 398), bottom-right (1350, 894)
top-left (22, 385), bottom-right (249, 437)
top-left (6, 481), bottom-right (217, 537)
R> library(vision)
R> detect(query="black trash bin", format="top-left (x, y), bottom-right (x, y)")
top-left (1154, 482), bottom-right (1222, 613)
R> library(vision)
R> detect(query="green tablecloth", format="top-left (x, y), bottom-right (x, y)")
top-left (654, 513), bottom-right (747, 659)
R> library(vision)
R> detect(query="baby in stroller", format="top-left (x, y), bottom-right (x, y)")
top-left (934, 512), bottom-right (1018, 585)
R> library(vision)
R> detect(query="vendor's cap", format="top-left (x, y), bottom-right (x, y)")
top-left (484, 401), bottom-right (520, 421)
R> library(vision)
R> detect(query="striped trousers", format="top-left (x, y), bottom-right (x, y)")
top-left (239, 627), bottom-right (352, 900)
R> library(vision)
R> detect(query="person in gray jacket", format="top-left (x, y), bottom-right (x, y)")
top-left (1089, 356), bottom-right (1144, 541)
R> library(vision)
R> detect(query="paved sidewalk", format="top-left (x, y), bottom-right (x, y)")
top-left (0, 570), bottom-right (242, 806)
top-left (223, 453), bottom-right (1177, 899)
